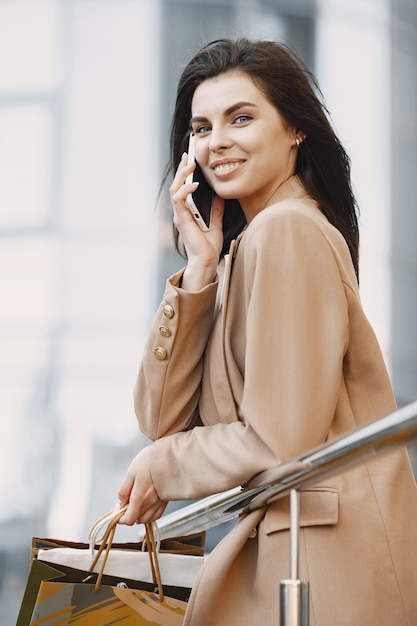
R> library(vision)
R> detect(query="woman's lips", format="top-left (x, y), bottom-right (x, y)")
top-left (211, 160), bottom-right (245, 177)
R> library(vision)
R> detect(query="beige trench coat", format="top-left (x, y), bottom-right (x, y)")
top-left (134, 177), bottom-right (417, 625)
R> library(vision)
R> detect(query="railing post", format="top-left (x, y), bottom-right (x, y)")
top-left (280, 490), bottom-right (309, 626)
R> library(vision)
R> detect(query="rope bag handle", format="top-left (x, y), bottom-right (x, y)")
top-left (88, 507), bottom-right (164, 601)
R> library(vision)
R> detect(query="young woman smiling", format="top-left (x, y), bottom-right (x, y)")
top-left (117, 38), bottom-right (417, 625)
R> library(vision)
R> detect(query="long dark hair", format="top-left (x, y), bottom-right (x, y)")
top-left (169, 38), bottom-right (360, 278)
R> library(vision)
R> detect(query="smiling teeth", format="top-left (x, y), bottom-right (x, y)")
top-left (214, 163), bottom-right (238, 173)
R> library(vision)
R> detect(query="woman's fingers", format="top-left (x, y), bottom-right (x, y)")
top-left (117, 469), bottom-right (134, 507)
top-left (170, 154), bottom-right (208, 230)
top-left (119, 497), bottom-right (168, 526)
top-left (169, 153), bottom-right (196, 199)
top-left (169, 156), bottom-right (225, 273)
top-left (133, 500), bottom-right (168, 526)
top-left (117, 446), bottom-right (167, 526)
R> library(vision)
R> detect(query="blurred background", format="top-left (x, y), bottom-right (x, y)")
top-left (0, 0), bottom-right (416, 622)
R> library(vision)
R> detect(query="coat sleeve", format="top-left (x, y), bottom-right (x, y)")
top-left (149, 207), bottom-right (351, 501)
top-left (134, 269), bottom-right (219, 439)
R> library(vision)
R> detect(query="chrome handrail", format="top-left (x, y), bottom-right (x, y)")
top-left (153, 399), bottom-right (417, 540)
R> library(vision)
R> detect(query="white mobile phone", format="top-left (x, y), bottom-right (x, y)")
top-left (185, 133), bottom-right (212, 231)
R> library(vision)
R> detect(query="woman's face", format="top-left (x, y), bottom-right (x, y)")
top-left (190, 71), bottom-right (298, 222)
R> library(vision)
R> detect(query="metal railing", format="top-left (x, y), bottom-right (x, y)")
top-left (154, 399), bottom-right (417, 538)
top-left (153, 399), bottom-right (417, 626)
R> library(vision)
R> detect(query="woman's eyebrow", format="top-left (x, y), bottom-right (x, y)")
top-left (224, 101), bottom-right (258, 116)
top-left (190, 101), bottom-right (258, 125)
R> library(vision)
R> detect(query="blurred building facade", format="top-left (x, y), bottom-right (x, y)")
top-left (0, 0), bottom-right (416, 622)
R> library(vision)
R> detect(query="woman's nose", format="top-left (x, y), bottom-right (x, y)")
top-left (209, 126), bottom-right (232, 152)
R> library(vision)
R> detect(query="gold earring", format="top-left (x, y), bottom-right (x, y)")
top-left (295, 137), bottom-right (300, 147)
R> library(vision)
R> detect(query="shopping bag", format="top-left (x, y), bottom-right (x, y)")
top-left (17, 557), bottom-right (194, 625)
top-left (17, 508), bottom-right (205, 626)
top-left (30, 579), bottom-right (188, 625)
top-left (31, 518), bottom-right (205, 589)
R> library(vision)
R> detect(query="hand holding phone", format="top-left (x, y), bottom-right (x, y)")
top-left (185, 133), bottom-right (212, 231)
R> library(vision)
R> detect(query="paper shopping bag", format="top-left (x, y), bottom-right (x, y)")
top-left (31, 532), bottom-right (205, 590)
top-left (17, 509), bottom-right (205, 626)
top-left (17, 557), bottom-right (192, 626)
top-left (29, 579), bottom-right (187, 625)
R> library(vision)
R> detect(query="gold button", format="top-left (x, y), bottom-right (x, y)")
top-left (154, 347), bottom-right (167, 361)
top-left (248, 528), bottom-right (257, 539)
top-left (163, 304), bottom-right (174, 319)
top-left (159, 325), bottom-right (171, 338)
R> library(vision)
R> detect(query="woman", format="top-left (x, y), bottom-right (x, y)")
top-left (117, 38), bottom-right (417, 625)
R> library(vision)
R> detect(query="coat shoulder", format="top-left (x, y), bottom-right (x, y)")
top-left (249, 198), bottom-right (343, 245)
top-left (244, 198), bottom-right (349, 264)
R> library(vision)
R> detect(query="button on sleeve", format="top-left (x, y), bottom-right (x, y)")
top-left (163, 304), bottom-right (175, 319)
top-left (153, 346), bottom-right (167, 361)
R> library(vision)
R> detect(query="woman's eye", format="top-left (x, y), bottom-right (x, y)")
top-left (234, 114), bottom-right (252, 124)
top-left (195, 125), bottom-right (211, 135)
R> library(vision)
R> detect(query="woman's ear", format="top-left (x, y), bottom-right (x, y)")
top-left (294, 129), bottom-right (307, 146)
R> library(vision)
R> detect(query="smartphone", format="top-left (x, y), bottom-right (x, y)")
top-left (185, 133), bottom-right (212, 231)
